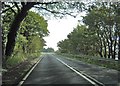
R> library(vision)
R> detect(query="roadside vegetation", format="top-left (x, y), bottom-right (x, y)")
top-left (57, 53), bottom-right (119, 71)
top-left (57, 2), bottom-right (120, 71)
top-left (2, 10), bottom-right (48, 68)
top-left (1, 2), bottom-right (85, 85)
top-left (42, 47), bottom-right (54, 52)
top-left (2, 8), bottom-right (49, 85)
top-left (1, 1), bottom-right (120, 85)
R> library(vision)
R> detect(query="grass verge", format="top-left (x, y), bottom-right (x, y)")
top-left (58, 53), bottom-right (120, 71)
top-left (2, 52), bottom-right (41, 85)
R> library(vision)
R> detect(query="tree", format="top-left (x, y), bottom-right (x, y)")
top-left (2, 7), bottom-right (49, 63)
top-left (4, 2), bottom-right (37, 58)
top-left (57, 25), bottom-right (99, 55)
top-left (14, 34), bottom-right (28, 54)
top-left (57, 2), bottom-right (120, 59)
top-left (20, 11), bottom-right (49, 53)
top-left (2, 9), bottom-right (15, 61)
top-left (83, 2), bottom-right (120, 59)
top-left (57, 39), bottom-right (71, 53)
top-left (21, 11), bottom-right (49, 38)
top-left (0, 29), bottom-right (1, 66)
top-left (42, 48), bottom-right (54, 52)
top-left (2, 1), bottom-right (85, 60)
top-left (28, 36), bottom-right (44, 53)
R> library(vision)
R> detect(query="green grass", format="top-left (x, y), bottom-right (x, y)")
top-left (6, 53), bottom-right (26, 66)
top-left (6, 52), bottom-right (41, 67)
top-left (58, 53), bottom-right (119, 71)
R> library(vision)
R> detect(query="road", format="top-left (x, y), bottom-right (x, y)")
top-left (22, 53), bottom-right (119, 85)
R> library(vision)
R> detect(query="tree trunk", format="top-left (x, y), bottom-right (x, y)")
top-left (5, 2), bottom-right (36, 60)
top-left (96, 31), bottom-right (103, 57)
top-left (113, 35), bottom-right (117, 59)
top-left (2, 28), bottom-right (5, 60)
top-left (103, 38), bottom-right (107, 58)
top-left (106, 39), bottom-right (110, 59)
top-left (2, 28), bottom-right (7, 68)
top-left (98, 39), bottom-right (103, 57)
top-left (118, 35), bottom-right (120, 60)
top-left (108, 43), bottom-right (111, 58)
top-left (0, 24), bottom-right (2, 68)
top-left (109, 30), bottom-right (113, 59)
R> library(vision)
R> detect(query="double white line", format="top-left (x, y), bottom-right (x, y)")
top-left (56, 58), bottom-right (105, 86)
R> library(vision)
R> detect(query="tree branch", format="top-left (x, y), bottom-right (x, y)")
top-left (1, 5), bottom-right (16, 15)
top-left (14, 2), bottom-right (20, 12)
top-left (35, 6), bottom-right (76, 18)
top-left (21, 2), bottom-right (25, 7)
top-left (36, 2), bottom-right (59, 5)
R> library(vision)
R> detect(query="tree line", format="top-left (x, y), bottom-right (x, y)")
top-left (57, 2), bottom-right (120, 60)
top-left (1, 2), bottom-right (120, 67)
top-left (1, 1), bottom-right (85, 66)
top-left (42, 47), bottom-right (54, 52)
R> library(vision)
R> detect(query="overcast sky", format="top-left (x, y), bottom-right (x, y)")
top-left (43, 13), bottom-right (85, 51)
top-left (30, 3), bottom-right (86, 51)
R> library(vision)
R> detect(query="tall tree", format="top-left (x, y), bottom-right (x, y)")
top-left (83, 2), bottom-right (120, 59)
top-left (5, 2), bottom-right (37, 59)
top-left (58, 25), bottom-right (99, 55)
top-left (2, 1), bottom-right (85, 59)
top-left (2, 9), bottom-right (48, 63)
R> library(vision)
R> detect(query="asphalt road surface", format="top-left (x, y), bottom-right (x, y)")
top-left (23, 53), bottom-right (119, 85)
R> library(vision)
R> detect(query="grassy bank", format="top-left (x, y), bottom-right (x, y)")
top-left (6, 52), bottom-right (40, 68)
top-left (2, 52), bottom-right (41, 85)
top-left (58, 53), bottom-right (119, 71)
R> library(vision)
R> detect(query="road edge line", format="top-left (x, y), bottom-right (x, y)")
top-left (56, 58), bottom-right (104, 86)
top-left (17, 56), bottom-right (44, 86)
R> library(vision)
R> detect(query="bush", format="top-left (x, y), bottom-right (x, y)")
top-left (6, 53), bottom-right (26, 67)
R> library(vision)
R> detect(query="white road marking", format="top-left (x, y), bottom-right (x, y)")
top-left (56, 58), bottom-right (101, 86)
top-left (17, 56), bottom-right (44, 86)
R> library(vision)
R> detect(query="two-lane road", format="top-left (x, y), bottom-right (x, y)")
top-left (21, 53), bottom-right (118, 86)
top-left (22, 54), bottom-right (94, 85)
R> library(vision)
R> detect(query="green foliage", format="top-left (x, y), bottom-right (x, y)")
top-left (59, 53), bottom-right (119, 71)
top-left (2, 10), bottom-right (49, 66)
top-left (2, 10), bottom-right (15, 54)
top-left (57, 39), bottom-right (71, 53)
top-left (42, 47), bottom-right (54, 52)
top-left (6, 53), bottom-right (26, 66)
top-left (57, 25), bottom-right (98, 55)
top-left (29, 36), bottom-right (44, 53)
top-left (6, 52), bottom-right (41, 67)
top-left (83, 2), bottom-right (120, 59)
top-left (58, 2), bottom-right (120, 60)
top-left (14, 34), bottom-right (28, 53)
top-left (21, 11), bottom-right (49, 37)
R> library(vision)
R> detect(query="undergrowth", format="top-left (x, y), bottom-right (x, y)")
top-left (6, 52), bottom-right (41, 67)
